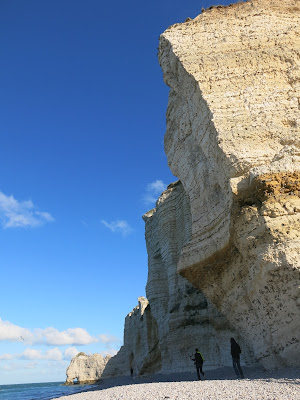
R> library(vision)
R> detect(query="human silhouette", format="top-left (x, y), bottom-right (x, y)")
top-left (191, 348), bottom-right (205, 380)
top-left (230, 338), bottom-right (244, 379)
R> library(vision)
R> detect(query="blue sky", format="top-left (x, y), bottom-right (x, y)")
top-left (0, 0), bottom-right (242, 385)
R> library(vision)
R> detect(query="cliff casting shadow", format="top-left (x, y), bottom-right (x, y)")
top-left (87, 367), bottom-right (300, 393)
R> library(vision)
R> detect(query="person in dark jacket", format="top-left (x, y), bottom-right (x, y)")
top-left (230, 338), bottom-right (244, 378)
top-left (191, 348), bottom-right (205, 380)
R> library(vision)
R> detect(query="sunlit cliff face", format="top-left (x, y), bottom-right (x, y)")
top-left (158, 0), bottom-right (300, 368)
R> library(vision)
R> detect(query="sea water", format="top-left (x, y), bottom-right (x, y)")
top-left (0, 381), bottom-right (95, 400)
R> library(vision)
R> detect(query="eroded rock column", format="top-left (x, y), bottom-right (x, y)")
top-left (143, 181), bottom-right (253, 371)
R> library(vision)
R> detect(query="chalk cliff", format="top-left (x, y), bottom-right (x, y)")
top-left (65, 0), bottom-right (300, 382)
top-left (158, 0), bottom-right (300, 368)
top-left (103, 183), bottom-right (253, 378)
top-left (66, 181), bottom-right (253, 383)
top-left (102, 296), bottom-right (162, 378)
top-left (142, 181), bottom-right (253, 373)
top-left (65, 352), bottom-right (111, 384)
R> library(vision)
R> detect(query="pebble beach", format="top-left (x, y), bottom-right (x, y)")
top-left (53, 367), bottom-right (300, 400)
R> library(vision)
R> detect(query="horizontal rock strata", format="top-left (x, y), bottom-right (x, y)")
top-left (102, 296), bottom-right (162, 378)
top-left (142, 181), bottom-right (253, 373)
top-left (103, 183), bottom-right (254, 378)
top-left (65, 0), bottom-right (299, 382)
top-left (158, 0), bottom-right (300, 368)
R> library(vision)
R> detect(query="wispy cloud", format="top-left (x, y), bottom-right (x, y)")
top-left (0, 318), bottom-right (122, 367)
top-left (101, 220), bottom-right (133, 236)
top-left (0, 318), bottom-right (98, 346)
top-left (98, 334), bottom-right (121, 350)
top-left (63, 346), bottom-right (79, 360)
top-left (0, 344), bottom-right (120, 363)
top-left (21, 348), bottom-right (63, 361)
top-left (35, 327), bottom-right (99, 346)
top-left (0, 353), bottom-right (14, 360)
top-left (0, 191), bottom-right (54, 228)
top-left (0, 361), bottom-right (20, 371)
top-left (99, 348), bottom-right (119, 357)
top-left (24, 361), bottom-right (38, 369)
top-left (143, 180), bottom-right (167, 205)
top-left (0, 347), bottom-right (80, 361)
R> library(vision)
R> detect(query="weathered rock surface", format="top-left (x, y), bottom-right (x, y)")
top-left (65, 0), bottom-right (299, 382)
top-left (65, 352), bottom-right (111, 384)
top-left (142, 181), bottom-right (253, 373)
top-left (158, 0), bottom-right (300, 368)
top-left (67, 180), bottom-right (253, 382)
top-left (101, 183), bottom-right (254, 379)
top-left (102, 296), bottom-right (162, 378)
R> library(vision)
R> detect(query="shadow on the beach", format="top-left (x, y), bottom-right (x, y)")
top-left (83, 367), bottom-right (300, 393)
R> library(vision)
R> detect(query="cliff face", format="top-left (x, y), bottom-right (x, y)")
top-left (158, 0), bottom-right (300, 368)
top-left (65, 182), bottom-right (253, 383)
top-left (102, 296), bottom-right (162, 378)
top-left (142, 181), bottom-right (253, 372)
top-left (65, 353), bottom-right (111, 384)
top-left (65, 0), bottom-right (299, 382)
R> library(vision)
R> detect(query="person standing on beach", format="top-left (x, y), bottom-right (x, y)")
top-left (230, 338), bottom-right (244, 379)
top-left (191, 348), bottom-right (205, 380)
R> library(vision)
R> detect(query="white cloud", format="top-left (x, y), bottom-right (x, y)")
top-left (143, 180), bottom-right (167, 205)
top-left (0, 318), bottom-right (122, 367)
top-left (0, 346), bottom-right (119, 363)
top-left (147, 180), bottom-right (167, 193)
top-left (0, 318), bottom-right (98, 346)
top-left (0, 191), bottom-right (54, 228)
top-left (0, 347), bottom-right (79, 362)
top-left (44, 348), bottom-right (63, 361)
top-left (99, 348), bottom-right (119, 357)
top-left (98, 334), bottom-right (119, 344)
top-left (0, 353), bottom-right (14, 360)
top-left (21, 349), bottom-right (44, 360)
top-left (64, 346), bottom-right (79, 360)
top-left (21, 348), bottom-right (63, 361)
top-left (33, 327), bottom-right (99, 346)
top-left (101, 220), bottom-right (133, 236)
top-left (98, 334), bottom-right (121, 350)
top-left (0, 318), bottom-right (32, 342)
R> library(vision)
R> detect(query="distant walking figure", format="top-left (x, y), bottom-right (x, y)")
top-left (192, 348), bottom-right (205, 380)
top-left (230, 338), bottom-right (244, 379)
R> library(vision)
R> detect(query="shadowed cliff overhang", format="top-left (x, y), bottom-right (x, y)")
top-left (158, 0), bottom-right (300, 276)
